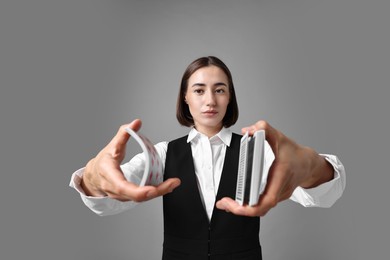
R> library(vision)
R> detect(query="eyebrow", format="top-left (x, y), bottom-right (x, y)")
top-left (191, 82), bottom-right (228, 87)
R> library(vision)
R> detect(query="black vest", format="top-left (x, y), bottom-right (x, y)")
top-left (162, 133), bottom-right (262, 260)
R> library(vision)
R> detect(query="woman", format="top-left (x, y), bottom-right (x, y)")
top-left (70, 56), bottom-right (345, 259)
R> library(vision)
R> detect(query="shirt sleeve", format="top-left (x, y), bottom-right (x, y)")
top-left (290, 154), bottom-right (346, 207)
top-left (68, 141), bottom-right (168, 216)
top-left (263, 142), bottom-right (346, 208)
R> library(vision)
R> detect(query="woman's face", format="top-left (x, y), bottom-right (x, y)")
top-left (185, 65), bottom-right (230, 137)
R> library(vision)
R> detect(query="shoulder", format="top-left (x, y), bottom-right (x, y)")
top-left (167, 135), bottom-right (189, 147)
top-left (232, 132), bottom-right (242, 138)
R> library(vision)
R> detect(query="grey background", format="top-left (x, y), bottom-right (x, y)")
top-left (1, 0), bottom-right (389, 259)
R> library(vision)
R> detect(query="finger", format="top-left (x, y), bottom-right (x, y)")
top-left (242, 121), bottom-right (284, 155)
top-left (153, 178), bottom-right (181, 197)
top-left (105, 177), bottom-right (181, 202)
top-left (254, 163), bottom-right (289, 214)
top-left (241, 120), bottom-right (269, 135)
top-left (104, 178), bottom-right (153, 202)
top-left (241, 125), bottom-right (257, 136)
top-left (241, 120), bottom-right (273, 138)
top-left (112, 119), bottom-right (143, 147)
top-left (216, 197), bottom-right (259, 217)
top-left (136, 178), bottom-right (181, 201)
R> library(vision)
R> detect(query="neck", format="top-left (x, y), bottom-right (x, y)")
top-left (194, 125), bottom-right (223, 138)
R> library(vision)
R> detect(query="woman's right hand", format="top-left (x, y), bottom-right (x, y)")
top-left (80, 119), bottom-right (181, 202)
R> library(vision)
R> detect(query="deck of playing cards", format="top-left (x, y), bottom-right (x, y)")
top-left (125, 127), bottom-right (164, 186)
top-left (235, 130), bottom-right (267, 206)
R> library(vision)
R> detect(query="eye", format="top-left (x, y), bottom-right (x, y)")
top-left (216, 88), bottom-right (226, 94)
top-left (194, 89), bottom-right (204, 94)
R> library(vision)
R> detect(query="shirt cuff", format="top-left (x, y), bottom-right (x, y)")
top-left (290, 154), bottom-right (346, 207)
top-left (69, 168), bottom-right (137, 216)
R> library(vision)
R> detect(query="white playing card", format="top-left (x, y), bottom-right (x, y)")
top-left (125, 127), bottom-right (164, 186)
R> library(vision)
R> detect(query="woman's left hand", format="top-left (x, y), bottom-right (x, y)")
top-left (216, 120), bottom-right (334, 217)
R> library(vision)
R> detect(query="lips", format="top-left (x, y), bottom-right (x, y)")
top-left (202, 110), bottom-right (218, 116)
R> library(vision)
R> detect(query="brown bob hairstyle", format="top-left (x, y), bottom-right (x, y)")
top-left (176, 56), bottom-right (239, 128)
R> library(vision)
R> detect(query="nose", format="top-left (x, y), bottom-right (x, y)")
top-left (205, 90), bottom-right (216, 107)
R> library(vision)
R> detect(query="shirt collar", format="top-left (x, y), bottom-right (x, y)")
top-left (187, 127), bottom-right (233, 147)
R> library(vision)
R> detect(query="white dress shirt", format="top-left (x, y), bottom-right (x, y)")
top-left (70, 127), bottom-right (346, 218)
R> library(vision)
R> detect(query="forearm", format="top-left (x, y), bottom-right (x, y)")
top-left (299, 147), bottom-right (334, 189)
top-left (291, 153), bottom-right (346, 208)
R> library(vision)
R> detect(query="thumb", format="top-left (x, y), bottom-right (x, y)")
top-left (112, 119), bottom-right (143, 147)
